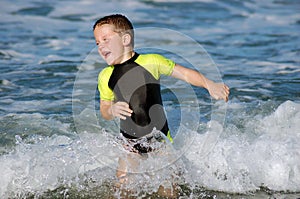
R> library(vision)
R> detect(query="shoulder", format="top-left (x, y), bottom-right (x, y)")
top-left (99, 66), bottom-right (114, 80)
top-left (136, 53), bottom-right (175, 77)
top-left (137, 53), bottom-right (175, 66)
top-left (137, 53), bottom-right (167, 62)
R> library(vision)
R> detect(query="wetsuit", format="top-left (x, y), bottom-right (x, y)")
top-left (98, 53), bottom-right (174, 142)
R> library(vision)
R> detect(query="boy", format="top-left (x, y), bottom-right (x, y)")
top-left (93, 14), bottom-right (229, 190)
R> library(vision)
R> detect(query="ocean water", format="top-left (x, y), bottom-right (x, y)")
top-left (0, 0), bottom-right (299, 198)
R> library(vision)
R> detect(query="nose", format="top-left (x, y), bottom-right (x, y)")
top-left (97, 46), bottom-right (103, 55)
top-left (97, 42), bottom-right (104, 49)
top-left (97, 43), bottom-right (106, 55)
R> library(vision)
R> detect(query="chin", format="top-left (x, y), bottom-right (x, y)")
top-left (106, 60), bottom-right (116, 65)
top-left (105, 58), bottom-right (115, 65)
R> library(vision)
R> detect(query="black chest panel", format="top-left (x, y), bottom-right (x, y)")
top-left (108, 54), bottom-right (169, 138)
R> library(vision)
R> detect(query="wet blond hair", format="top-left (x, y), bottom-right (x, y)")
top-left (93, 14), bottom-right (134, 46)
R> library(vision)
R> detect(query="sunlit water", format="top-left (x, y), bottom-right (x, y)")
top-left (0, 0), bottom-right (299, 198)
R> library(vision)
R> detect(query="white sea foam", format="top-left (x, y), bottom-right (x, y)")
top-left (185, 100), bottom-right (300, 193)
top-left (0, 101), bottom-right (299, 198)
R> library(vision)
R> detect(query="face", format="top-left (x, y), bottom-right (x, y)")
top-left (94, 24), bottom-right (128, 65)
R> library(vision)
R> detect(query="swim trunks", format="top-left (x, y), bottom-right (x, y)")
top-left (118, 131), bottom-right (166, 154)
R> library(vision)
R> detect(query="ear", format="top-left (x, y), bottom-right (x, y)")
top-left (122, 33), bottom-right (132, 46)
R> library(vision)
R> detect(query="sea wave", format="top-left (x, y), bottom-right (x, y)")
top-left (0, 100), bottom-right (299, 198)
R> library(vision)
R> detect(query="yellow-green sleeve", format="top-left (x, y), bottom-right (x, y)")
top-left (136, 54), bottom-right (175, 80)
top-left (98, 67), bottom-right (114, 101)
top-left (154, 54), bottom-right (175, 76)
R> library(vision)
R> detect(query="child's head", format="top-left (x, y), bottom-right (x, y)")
top-left (93, 14), bottom-right (135, 65)
top-left (93, 14), bottom-right (134, 47)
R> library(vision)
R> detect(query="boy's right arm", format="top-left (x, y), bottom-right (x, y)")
top-left (100, 100), bottom-right (133, 120)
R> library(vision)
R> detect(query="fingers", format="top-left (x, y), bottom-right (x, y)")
top-left (223, 84), bottom-right (230, 102)
top-left (111, 101), bottom-right (133, 120)
top-left (212, 83), bottom-right (230, 102)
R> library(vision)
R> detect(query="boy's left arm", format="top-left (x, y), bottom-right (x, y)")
top-left (171, 64), bottom-right (230, 102)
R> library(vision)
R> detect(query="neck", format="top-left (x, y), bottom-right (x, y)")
top-left (120, 51), bottom-right (135, 64)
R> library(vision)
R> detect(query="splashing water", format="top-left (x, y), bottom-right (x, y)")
top-left (0, 101), bottom-right (299, 198)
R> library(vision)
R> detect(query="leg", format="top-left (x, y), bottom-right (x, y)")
top-left (114, 153), bottom-right (142, 198)
top-left (157, 183), bottom-right (179, 198)
top-left (116, 156), bottom-right (128, 185)
top-left (115, 152), bottom-right (141, 186)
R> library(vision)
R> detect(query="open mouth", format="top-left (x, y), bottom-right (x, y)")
top-left (102, 51), bottom-right (111, 59)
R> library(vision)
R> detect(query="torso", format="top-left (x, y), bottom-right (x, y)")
top-left (108, 53), bottom-right (169, 138)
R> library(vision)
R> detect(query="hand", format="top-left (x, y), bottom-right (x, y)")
top-left (207, 82), bottom-right (230, 102)
top-left (110, 101), bottom-right (133, 120)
